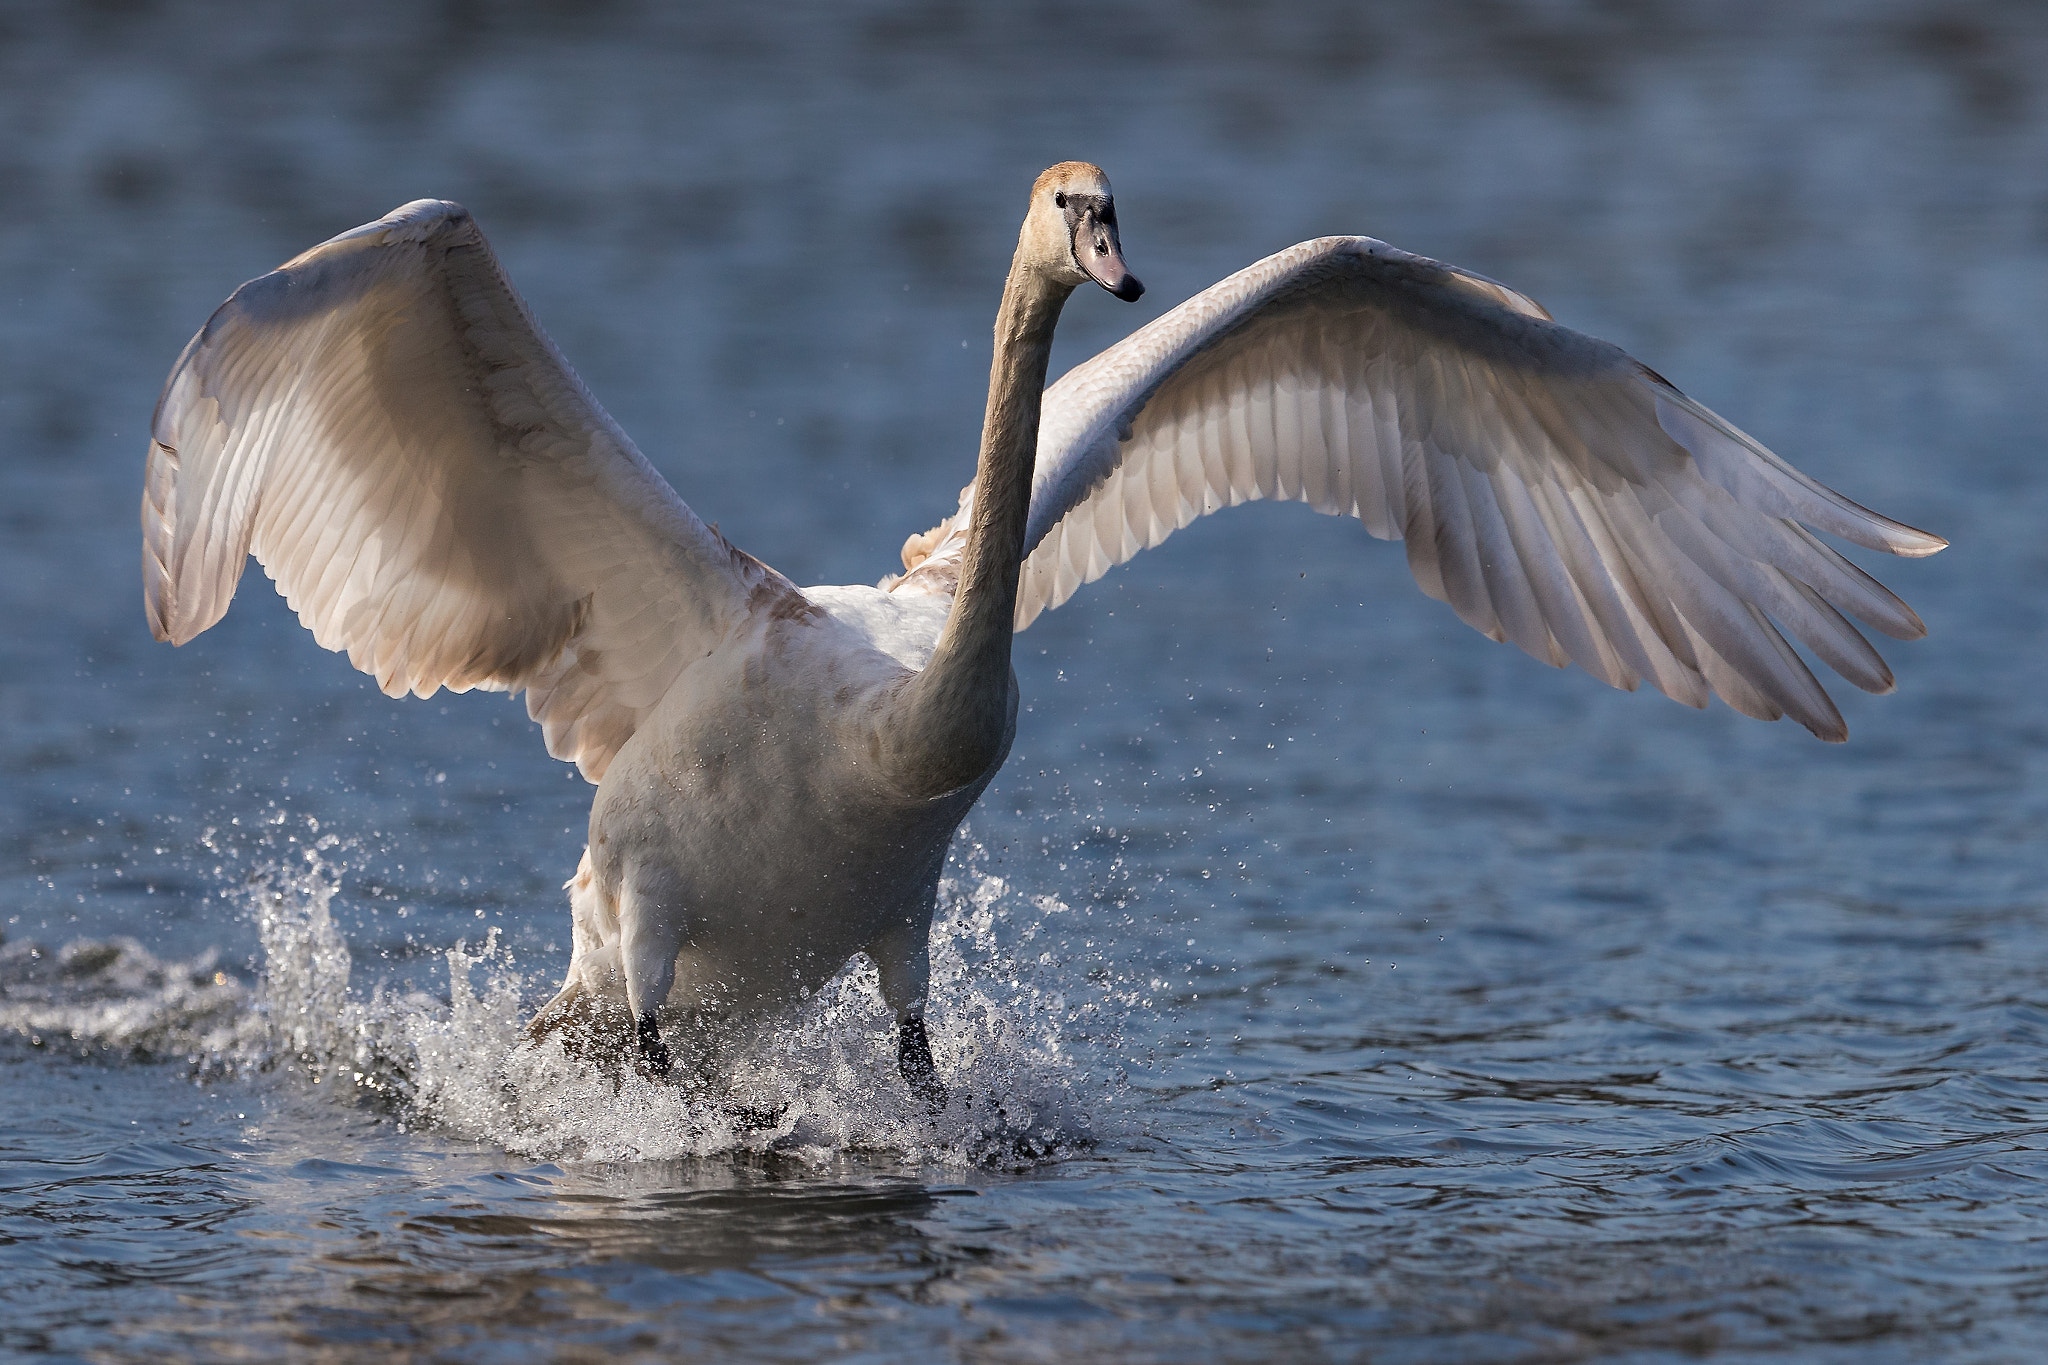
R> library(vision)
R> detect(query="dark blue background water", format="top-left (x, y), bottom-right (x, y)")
top-left (5, 2), bottom-right (2048, 1359)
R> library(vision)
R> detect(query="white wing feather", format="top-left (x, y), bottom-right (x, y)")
top-left (142, 199), bottom-right (782, 781)
top-left (927, 236), bottom-right (1941, 742)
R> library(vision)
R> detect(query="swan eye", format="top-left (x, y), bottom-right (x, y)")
top-left (1054, 192), bottom-right (1067, 209)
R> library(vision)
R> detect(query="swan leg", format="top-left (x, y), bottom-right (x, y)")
top-left (528, 852), bottom-right (632, 1058)
top-left (871, 918), bottom-right (944, 1107)
top-left (635, 1010), bottom-right (672, 1079)
top-left (619, 865), bottom-right (687, 1080)
top-left (897, 1014), bottom-right (942, 1108)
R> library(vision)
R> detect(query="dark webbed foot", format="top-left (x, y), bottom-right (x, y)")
top-left (897, 1014), bottom-right (946, 1110)
top-left (636, 1009), bottom-right (673, 1080)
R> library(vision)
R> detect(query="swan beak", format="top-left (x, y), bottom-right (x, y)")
top-left (1073, 206), bottom-right (1143, 301)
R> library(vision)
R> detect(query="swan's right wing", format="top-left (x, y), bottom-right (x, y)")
top-left (144, 200), bottom-right (784, 782)
top-left (999, 237), bottom-right (1943, 741)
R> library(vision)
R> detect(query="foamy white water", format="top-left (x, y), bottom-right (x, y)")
top-left (4, 835), bottom-right (1143, 1167)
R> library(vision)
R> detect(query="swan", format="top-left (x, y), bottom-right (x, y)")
top-left (141, 162), bottom-right (1943, 1096)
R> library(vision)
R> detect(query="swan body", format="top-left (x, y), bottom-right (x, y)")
top-left (141, 163), bottom-right (1942, 1092)
top-left (555, 582), bottom-right (980, 1075)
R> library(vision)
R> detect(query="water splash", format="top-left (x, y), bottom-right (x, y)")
top-left (3, 833), bottom-right (1141, 1167)
top-left (399, 846), bottom-right (1136, 1165)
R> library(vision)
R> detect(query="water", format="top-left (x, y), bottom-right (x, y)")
top-left (5, 1), bottom-right (2048, 1358)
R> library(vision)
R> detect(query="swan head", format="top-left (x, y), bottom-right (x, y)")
top-left (1025, 162), bottom-right (1144, 302)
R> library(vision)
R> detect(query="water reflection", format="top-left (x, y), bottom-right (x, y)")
top-left (400, 1162), bottom-right (949, 1277)
top-left (280, 1162), bottom-right (959, 1353)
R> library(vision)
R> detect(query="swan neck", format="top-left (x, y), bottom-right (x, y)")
top-left (966, 264), bottom-right (1072, 597)
top-left (891, 255), bottom-right (1074, 797)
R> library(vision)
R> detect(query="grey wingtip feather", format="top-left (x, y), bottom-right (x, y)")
top-left (1890, 529), bottom-right (1948, 559)
top-left (1651, 384), bottom-right (1948, 562)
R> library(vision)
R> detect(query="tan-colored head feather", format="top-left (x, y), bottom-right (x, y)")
top-left (1031, 161), bottom-right (1112, 199)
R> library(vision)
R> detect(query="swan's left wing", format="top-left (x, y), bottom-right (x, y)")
top-left (991, 236), bottom-right (1943, 740)
top-left (143, 199), bottom-right (784, 782)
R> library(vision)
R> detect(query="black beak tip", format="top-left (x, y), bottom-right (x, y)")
top-left (1111, 275), bottom-right (1144, 302)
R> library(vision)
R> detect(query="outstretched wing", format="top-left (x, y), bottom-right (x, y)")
top-left (143, 199), bottom-right (785, 781)
top-left (990, 236), bottom-right (1942, 740)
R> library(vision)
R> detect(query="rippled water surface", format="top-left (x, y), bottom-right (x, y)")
top-left (6, 2), bottom-right (2048, 1359)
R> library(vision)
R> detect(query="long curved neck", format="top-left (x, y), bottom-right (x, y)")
top-left (889, 253), bottom-right (1075, 798)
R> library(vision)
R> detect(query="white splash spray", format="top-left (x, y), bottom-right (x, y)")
top-left (4, 831), bottom-right (1143, 1167)
top-left (391, 847), bottom-right (1138, 1165)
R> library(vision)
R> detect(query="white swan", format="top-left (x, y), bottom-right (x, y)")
top-left (142, 162), bottom-right (1943, 1094)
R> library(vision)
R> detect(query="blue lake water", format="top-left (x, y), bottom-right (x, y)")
top-left (5, 2), bottom-right (2048, 1359)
